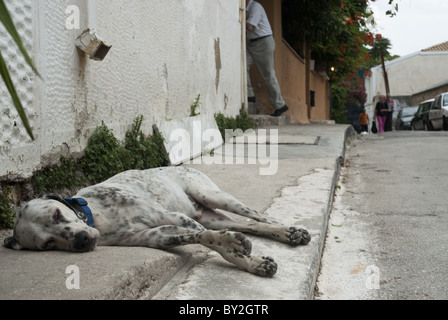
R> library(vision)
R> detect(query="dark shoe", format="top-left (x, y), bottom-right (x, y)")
top-left (271, 105), bottom-right (288, 117)
top-left (248, 96), bottom-right (256, 103)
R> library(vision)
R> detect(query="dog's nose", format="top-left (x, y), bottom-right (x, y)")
top-left (73, 231), bottom-right (95, 252)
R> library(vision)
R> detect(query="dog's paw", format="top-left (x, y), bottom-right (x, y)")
top-left (251, 256), bottom-right (277, 277)
top-left (286, 227), bottom-right (311, 245)
top-left (202, 230), bottom-right (252, 256)
top-left (228, 230), bottom-right (252, 256)
top-left (298, 228), bottom-right (311, 245)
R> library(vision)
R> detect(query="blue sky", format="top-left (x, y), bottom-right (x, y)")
top-left (369, 0), bottom-right (448, 57)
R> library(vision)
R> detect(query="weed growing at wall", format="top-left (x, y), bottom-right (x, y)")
top-left (215, 107), bottom-right (256, 140)
top-left (31, 116), bottom-right (169, 194)
top-left (0, 186), bottom-right (15, 229)
top-left (82, 117), bottom-right (169, 184)
top-left (190, 94), bottom-right (201, 117)
top-left (81, 122), bottom-right (131, 184)
top-left (32, 156), bottom-right (87, 195)
top-left (124, 115), bottom-right (170, 171)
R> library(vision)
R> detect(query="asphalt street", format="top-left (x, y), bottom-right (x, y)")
top-left (316, 131), bottom-right (448, 299)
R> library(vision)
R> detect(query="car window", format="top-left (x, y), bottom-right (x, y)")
top-left (402, 107), bottom-right (418, 116)
top-left (433, 96), bottom-right (442, 108)
top-left (443, 95), bottom-right (448, 107)
top-left (422, 103), bottom-right (430, 112)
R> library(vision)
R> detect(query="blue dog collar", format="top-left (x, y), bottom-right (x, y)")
top-left (64, 198), bottom-right (94, 228)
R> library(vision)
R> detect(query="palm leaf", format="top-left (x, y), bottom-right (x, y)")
top-left (0, 51), bottom-right (34, 140)
top-left (0, 0), bottom-right (40, 77)
top-left (0, 0), bottom-right (41, 140)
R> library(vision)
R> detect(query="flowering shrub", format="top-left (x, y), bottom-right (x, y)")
top-left (343, 79), bottom-right (367, 107)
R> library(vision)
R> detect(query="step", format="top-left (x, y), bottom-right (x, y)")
top-left (249, 114), bottom-right (291, 127)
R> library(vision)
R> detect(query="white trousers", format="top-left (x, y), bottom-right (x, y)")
top-left (247, 36), bottom-right (285, 110)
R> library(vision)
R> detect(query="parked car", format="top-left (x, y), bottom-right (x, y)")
top-left (411, 99), bottom-right (434, 130)
top-left (427, 92), bottom-right (448, 130)
top-left (395, 106), bottom-right (418, 130)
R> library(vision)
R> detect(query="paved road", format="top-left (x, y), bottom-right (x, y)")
top-left (316, 131), bottom-right (448, 299)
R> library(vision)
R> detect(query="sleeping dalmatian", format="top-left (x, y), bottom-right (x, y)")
top-left (4, 167), bottom-right (310, 277)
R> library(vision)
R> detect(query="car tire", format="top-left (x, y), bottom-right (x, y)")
top-left (443, 117), bottom-right (448, 131)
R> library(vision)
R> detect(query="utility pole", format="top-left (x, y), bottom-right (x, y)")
top-left (379, 49), bottom-right (390, 96)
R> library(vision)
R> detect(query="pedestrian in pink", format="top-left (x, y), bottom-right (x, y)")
top-left (375, 96), bottom-right (389, 133)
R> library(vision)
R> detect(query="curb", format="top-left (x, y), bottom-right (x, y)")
top-left (305, 125), bottom-right (356, 299)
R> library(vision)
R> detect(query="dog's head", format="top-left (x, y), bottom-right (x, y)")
top-left (4, 194), bottom-right (99, 252)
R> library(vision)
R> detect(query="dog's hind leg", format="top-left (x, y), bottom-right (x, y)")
top-left (198, 208), bottom-right (311, 245)
top-left (188, 188), bottom-right (270, 223)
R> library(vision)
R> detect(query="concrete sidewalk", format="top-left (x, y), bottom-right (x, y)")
top-left (0, 123), bottom-right (354, 300)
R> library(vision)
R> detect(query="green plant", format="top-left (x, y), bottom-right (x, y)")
top-left (81, 122), bottom-right (131, 184)
top-left (330, 81), bottom-right (350, 124)
top-left (215, 108), bottom-right (256, 140)
top-left (215, 112), bottom-right (238, 139)
top-left (30, 116), bottom-right (170, 193)
top-left (80, 117), bottom-right (170, 184)
top-left (0, 186), bottom-right (15, 229)
top-left (124, 115), bottom-right (170, 170)
top-left (190, 94), bottom-right (201, 117)
top-left (235, 107), bottom-right (256, 131)
top-left (32, 156), bottom-right (87, 195)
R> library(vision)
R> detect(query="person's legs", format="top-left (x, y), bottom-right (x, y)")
top-left (246, 50), bottom-right (255, 99)
top-left (377, 116), bottom-right (386, 133)
top-left (247, 37), bottom-right (285, 110)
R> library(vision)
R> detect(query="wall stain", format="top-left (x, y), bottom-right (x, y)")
top-left (214, 38), bottom-right (221, 92)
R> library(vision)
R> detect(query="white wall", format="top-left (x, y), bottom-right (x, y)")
top-left (0, 0), bottom-right (37, 180)
top-left (364, 50), bottom-right (448, 126)
top-left (366, 51), bottom-right (448, 105)
top-left (0, 0), bottom-right (243, 180)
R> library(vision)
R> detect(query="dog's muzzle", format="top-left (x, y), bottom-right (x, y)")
top-left (73, 231), bottom-right (96, 252)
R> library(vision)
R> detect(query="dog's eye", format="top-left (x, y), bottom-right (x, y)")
top-left (53, 209), bottom-right (62, 223)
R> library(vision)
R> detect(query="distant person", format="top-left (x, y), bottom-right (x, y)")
top-left (385, 96), bottom-right (394, 131)
top-left (246, 0), bottom-right (288, 117)
top-left (358, 108), bottom-right (369, 133)
top-left (375, 96), bottom-right (389, 133)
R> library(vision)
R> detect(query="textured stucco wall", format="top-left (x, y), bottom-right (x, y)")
top-left (0, 0), bottom-right (243, 180)
top-left (0, 0), bottom-right (38, 180)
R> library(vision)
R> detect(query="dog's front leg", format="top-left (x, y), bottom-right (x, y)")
top-left (117, 226), bottom-right (277, 277)
top-left (198, 229), bottom-right (277, 277)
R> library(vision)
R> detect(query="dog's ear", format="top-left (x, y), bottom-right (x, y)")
top-left (4, 237), bottom-right (22, 250)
